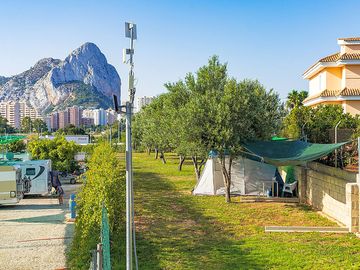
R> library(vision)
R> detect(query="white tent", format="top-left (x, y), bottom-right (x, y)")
top-left (193, 157), bottom-right (277, 196)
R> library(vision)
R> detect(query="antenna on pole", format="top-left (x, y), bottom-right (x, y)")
top-left (123, 21), bottom-right (138, 270)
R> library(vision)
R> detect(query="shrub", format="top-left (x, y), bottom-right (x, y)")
top-left (27, 135), bottom-right (79, 172)
top-left (68, 143), bottom-right (126, 269)
top-left (8, 140), bottom-right (26, 153)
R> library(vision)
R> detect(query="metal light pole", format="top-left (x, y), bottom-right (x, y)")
top-left (118, 120), bottom-right (120, 145)
top-left (109, 125), bottom-right (112, 146)
top-left (335, 120), bottom-right (341, 168)
top-left (124, 22), bottom-right (137, 270)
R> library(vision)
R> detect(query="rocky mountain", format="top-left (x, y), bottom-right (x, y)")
top-left (0, 42), bottom-right (121, 114)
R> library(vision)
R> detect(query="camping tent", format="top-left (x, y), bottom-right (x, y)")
top-left (193, 156), bottom-right (278, 196)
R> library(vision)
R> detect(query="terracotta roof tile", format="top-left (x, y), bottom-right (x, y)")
top-left (338, 37), bottom-right (360, 41)
top-left (317, 53), bottom-right (360, 62)
top-left (304, 53), bottom-right (360, 75)
top-left (319, 53), bottom-right (340, 62)
top-left (339, 88), bottom-right (360, 96)
top-left (340, 53), bottom-right (360, 60)
top-left (303, 88), bottom-right (360, 103)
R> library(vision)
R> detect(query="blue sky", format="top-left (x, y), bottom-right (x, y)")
top-left (1, 0), bottom-right (360, 101)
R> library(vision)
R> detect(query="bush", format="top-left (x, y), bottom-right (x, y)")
top-left (8, 140), bottom-right (26, 153)
top-left (27, 135), bottom-right (79, 172)
top-left (68, 143), bottom-right (126, 269)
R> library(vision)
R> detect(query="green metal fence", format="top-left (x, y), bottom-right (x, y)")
top-left (101, 205), bottom-right (111, 270)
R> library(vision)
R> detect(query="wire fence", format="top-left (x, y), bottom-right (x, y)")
top-left (89, 205), bottom-right (111, 270)
top-left (102, 205), bottom-right (111, 269)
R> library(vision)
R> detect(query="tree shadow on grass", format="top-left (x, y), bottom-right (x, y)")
top-left (284, 203), bottom-right (317, 212)
top-left (133, 170), bottom-right (267, 270)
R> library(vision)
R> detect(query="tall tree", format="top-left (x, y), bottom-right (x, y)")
top-left (132, 56), bottom-right (284, 202)
top-left (33, 119), bottom-right (48, 134)
top-left (286, 90), bottom-right (308, 109)
top-left (0, 115), bottom-right (14, 134)
top-left (214, 79), bottom-right (283, 202)
top-left (180, 56), bottom-right (228, 179)
top-left (21, 116), bottom-right (32, 133)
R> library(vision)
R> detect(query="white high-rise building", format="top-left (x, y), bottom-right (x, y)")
top-left (136, 96), bottom-right (155, 112)
top-left (93, 108), bottom-right (106, 126)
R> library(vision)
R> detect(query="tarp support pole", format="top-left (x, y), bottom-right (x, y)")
top-left (335, 120), bottom-right (341, 168)
top-left (358, 137), bottom-right (360, 182)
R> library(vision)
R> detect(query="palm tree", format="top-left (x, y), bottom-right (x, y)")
top-left (286, 90), bottom-right (308, 109)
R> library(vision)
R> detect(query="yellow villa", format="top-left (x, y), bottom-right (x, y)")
top-left (303, 37), bottom-right (360, 115)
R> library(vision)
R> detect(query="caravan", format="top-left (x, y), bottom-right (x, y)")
top-left (11, 160), bottom-right (52, 195)
top-left (18, 160), bottom-right (52, 195)
top-left (0, 165), bottom-right (30, 205)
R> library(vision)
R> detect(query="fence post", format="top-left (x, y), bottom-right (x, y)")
top-left (97, 243), bottom-right (103, 270)
top-left (89, 249), bottom-right (97, 270)
top-left (69, 193), bottom-right (76, 219)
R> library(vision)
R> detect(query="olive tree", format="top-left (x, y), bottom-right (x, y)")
top-left (214, 79), bottom-right (283, 202)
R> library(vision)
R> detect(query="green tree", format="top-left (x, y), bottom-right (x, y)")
top-left (213, 79), bottom-right (283, 202)
top-left (307, 105), bottom-right (358, 143)
top-left (27, 135), bottom-right (79, 172)
top-left (133, 56), bottom-right (283, 202)
top-left (8, 140), bottom-right (26, 153)
top-left (56, 124), bottom-right (86, 135)
top-left (0, 115), bottom-right (14, 134)
top-left (281, 104), bottom-right (358, 143)
top-left (286, 90), bottom-right (308, 109)
top-left (21, 116), bottom-right (32, 133)
top-left (174, 56), bottom-right (228, 177)
top-left (33, 119), bottom-right (48, 134)
top-left (281, 106), bottom-right (311, 139)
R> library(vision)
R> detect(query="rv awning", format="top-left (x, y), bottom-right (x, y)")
top-left (242, 140), bottom-right (347, 166)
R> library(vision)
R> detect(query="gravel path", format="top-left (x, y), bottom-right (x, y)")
top-left (0, 184), bottom-right (80, 270)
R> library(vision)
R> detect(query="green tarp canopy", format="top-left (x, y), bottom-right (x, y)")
top-left (242, 140), bottom-right (347, 166)
top-left (0, 135), bottom-right (26, 145)
top-left (271, 136), bottom-right (287, 141)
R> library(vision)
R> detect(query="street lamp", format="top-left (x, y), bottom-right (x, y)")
top-left (122, 22), bottom-right (138, 270)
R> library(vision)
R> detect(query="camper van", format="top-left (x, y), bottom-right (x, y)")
top-left (15, 160), bottom-right (52, 195)
top-left (0, 165), bottom-right (28, 205)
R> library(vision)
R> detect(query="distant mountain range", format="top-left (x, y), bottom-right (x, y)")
top-left (0, 42), bottom-right (121, 114)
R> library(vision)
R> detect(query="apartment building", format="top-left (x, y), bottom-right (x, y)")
top-left (50, 112), bottom-right (59, 131)
top-left (58, 109), bottom-right (70, 129)
top-left (69, 106), bottom-right (82, 127)
top-left (19, 102), bottom-right (41, 120)
top-left (136, 96), bottom-right (155, 112)
top-left (93, 108), bottom-right (106, 126)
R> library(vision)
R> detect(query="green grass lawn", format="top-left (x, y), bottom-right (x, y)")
top-left (132, 153), bottom-right (360, 270)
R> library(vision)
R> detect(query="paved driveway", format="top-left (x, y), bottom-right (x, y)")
top-left (0, 184), bottom-right (80, 270)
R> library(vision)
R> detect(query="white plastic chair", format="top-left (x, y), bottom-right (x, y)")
top-left (282, 181), bottom-right (297, 197)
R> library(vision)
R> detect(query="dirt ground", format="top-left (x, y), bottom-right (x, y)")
top-left (0, 184), bottom-right (80, 270)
